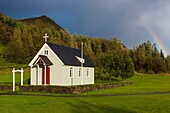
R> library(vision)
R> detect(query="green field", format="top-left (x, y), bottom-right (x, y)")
top-left (0, 73), bottom-right (170, 113)
top-left (0, 71), bottom-right (30, 85)
top-left (0, 94), bottom-right (170, 113)
top-left (84, 73), bottom-right (170, 95)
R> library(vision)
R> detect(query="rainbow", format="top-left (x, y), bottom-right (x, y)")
top-left (144, 27), bottom-right (167, 56)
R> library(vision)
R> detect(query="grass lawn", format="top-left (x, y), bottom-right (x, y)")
top-left (0, 72), bottom-right (170, 113)
top-left (84, 73), bottom-right (170, 95)
top-left (0, 71), bottom-right (30, 85)
top-left (0, 94), bottom-right (170, 113)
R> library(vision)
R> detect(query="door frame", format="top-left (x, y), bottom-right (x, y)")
top-left (42, 66), bottom-right (50, 85)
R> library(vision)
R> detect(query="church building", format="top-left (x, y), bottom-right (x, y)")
top-left (28, 34), bottom-right (95, 86)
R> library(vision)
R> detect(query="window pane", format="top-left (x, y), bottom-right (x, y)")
top-left (44, 50), bottom-right (48, 55)
top-left (79, 68), bottom-right (81, 77)
top-left (87, 69), bottom-right (89, 77)
top-left (70, 67), bottom-right (73, 78)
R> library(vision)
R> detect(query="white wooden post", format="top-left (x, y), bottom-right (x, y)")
top-left (21, 68), bottom-right (24, 86)
top-left (12, 68), bottom-right (24, 91)
top-left (44, 64), bottom-right (46, 86)
top-left (12, 68), bottom-right (15, 91)
top-left (81, 42), bottom-right (83, 85)
top-left (37, 64), bottom-right (39, 85)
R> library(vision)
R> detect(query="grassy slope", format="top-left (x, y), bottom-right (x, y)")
top-left (0, 94), bottom-right (170, 113)
top-left (84, 73), bottom-right (170, 95)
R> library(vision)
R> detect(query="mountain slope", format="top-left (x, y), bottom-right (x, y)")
top-left (0, 12), bottom-right (65, 64)
top-left (18, 15), bottom-right (63, 31)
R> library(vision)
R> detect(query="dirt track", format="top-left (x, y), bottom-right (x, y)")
top-left (0, 91), bottom-right (170, 97)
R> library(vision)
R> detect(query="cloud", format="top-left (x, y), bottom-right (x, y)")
top-left (1, 0), bottom-right (170, 54)
top-left (135, 1), bottom-right (170, 54)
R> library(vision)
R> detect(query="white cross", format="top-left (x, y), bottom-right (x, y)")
top-left (43, 33), bottom-right (49, 42)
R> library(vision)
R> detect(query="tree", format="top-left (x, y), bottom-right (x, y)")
top-left (4, 28), bottom-right (23, 63)
top-left (166, 55), bottom-right (170, 73)
top-left (133, 44), bottom-right (146, 72)
top-left (152, 46), bottom-right (166, 73)
top-left (101, 49), bottom-right (134, 80)
top-left (144, 41), bottom-right (153, 73)
top-left (160, 49), bottom-right (165, 60)
top-left (131, 41), bottom-right (168, 74)
top-left (22, 30), bottom-right (34, 62)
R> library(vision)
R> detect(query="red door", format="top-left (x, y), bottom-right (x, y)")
top-left (42, 67), bottom-right (50, 85)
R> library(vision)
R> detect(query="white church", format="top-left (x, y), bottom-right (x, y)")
top-left (28, 34), bottom-right (95, 86)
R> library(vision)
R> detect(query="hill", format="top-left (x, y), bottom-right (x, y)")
top-left (18, 15), bottom-right (63, 31)
top-left (0, 12), bottom-right (169, 78)
top-left (0, 12), bottom-right (65, 70)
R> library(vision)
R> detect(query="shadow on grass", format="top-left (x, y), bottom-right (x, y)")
top-left (66, 99), bottom-right (136, 113)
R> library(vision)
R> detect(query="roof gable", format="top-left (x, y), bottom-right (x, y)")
top-left (28, 43), bottom-right (64, 66)
top-left (33, 55), bottom-right (53, 66)
top-left (47, 43), bottom-right (95, 67)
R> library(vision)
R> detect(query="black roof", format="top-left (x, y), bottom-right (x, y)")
top-left (47, 43), bottom-right (95, 67)
top-left (39, 55), bottom-right (53, 66)
top-left (34, 55), bottom-right (53, 66)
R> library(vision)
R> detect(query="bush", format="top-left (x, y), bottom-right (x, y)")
top-left (101, 49), bottom-right (134, 80)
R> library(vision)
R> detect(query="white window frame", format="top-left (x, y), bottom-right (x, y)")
top-left (43, 49), bottom-right (49, 56)
top-left (78, 68), bottom-right (81, 78)
top-left (69, 67), bottom-right (74, 78)
top-left (87, 68), bottom-right (90, 78)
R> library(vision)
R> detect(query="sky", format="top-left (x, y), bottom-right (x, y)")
top-left (0, 0), bottom-right (170, 55)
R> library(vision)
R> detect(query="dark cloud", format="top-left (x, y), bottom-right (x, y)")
top-left (0, 0), bottom-right (170, 54)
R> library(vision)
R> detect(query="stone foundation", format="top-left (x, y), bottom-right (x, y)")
top-left (0, 85), bottom-right (13, 91)
top-left (20, 82), bottom-right (132, 94)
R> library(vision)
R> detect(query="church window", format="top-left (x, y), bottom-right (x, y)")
top-left (78, 68), bottom-right (81, 78)
top-left (44, 49), bottom-right (49, 56)
top-left (87, 68), bottom-right (90, 78)
top-left (70, 67), bottom-right (73, 78)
